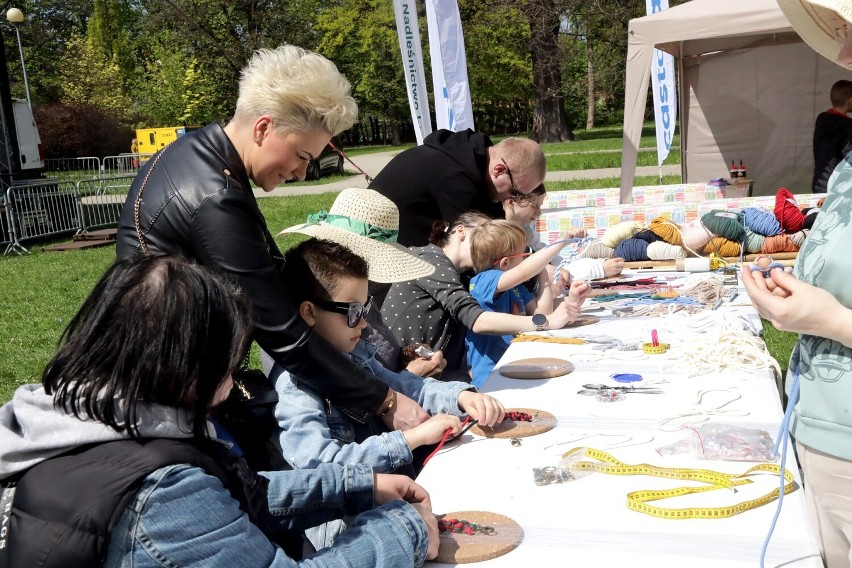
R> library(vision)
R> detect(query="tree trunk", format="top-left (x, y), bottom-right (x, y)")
top-left (524, 2), bottom-right (574, 142)
top-left (586, 42), bottom-right (595, 130)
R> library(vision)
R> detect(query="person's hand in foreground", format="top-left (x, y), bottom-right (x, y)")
top-left (406, 349), bottom-right (447, 378)
top-left (567, 279), bottom-right (590, 306)
top-left (741, 264), bottom-right (852, 347)
top-left (381, 390), bottom-right (430, 431)
top-left (373, 473), bottom-right (431, 506)
top-left (403, 414), bottom-right (462, 449)
top-left (603, 257), bottom-right (625, 277)
top-left (373, 474), bottom-right (440, 559)
top-left (457, 391), bottom-right (505, 428)
top-left (547, 297), bottom-right (581, 328)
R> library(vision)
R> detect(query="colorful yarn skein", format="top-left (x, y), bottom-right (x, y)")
top-left (774, 188), bottom-right (804, 233)
top-left (742, 207), bottom-right (781, 236)
top-left (647, 241), bottom-right (687, 260)
top-left (613, 237), bottom-right (650, 261)
top-left (681, 220), bottom-right (713, 252)
top-left (790, 230), bottom-right (808, 248)
top-left (633, 229), bottom-right (663, 243)
top-left (579, 240), bottom-right (614, 259)
top-left (649, 217), bottom-right (683, 245)
top-left (701, 210), bottom-right (745, 241)
top-left (703, 237), bottom-right (741, 257)
top-left (743, 228), bottom-right (766, 254)
top-left (601, 221), bottom-right (643, 248)
top-left (761, 234), bottom-right (798, 254)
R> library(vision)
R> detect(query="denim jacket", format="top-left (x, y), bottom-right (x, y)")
top-left (104, 461), bottom-right (429, 567)
top-left (274, 340), bottom-right (473, 472)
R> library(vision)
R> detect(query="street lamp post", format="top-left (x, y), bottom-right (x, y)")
top-left (6, 8), bottom-right (32, 111)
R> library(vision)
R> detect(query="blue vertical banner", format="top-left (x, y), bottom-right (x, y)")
top-left (646, 0), bottom-right (676, 167)
top-left (425, 0), bottom-right (475, 132)
top-left (393, 0), bottom-right (433, 144)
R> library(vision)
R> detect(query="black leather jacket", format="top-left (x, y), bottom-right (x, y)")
top-left (116, 123), bottom-right (385, 418)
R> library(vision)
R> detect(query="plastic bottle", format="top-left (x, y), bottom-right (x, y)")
top-left (739, 160), bottom-right (747, 179)
top-left (730, 160), bottom-right (738, 179)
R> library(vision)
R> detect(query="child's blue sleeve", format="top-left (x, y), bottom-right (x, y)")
top-left (271, 364), bottom-right (413, 472)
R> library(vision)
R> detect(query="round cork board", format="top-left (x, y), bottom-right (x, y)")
top-left (563, 314), bottom-right (600, 328)
top-left (435, 511), bottom-right (523, 564)
top-left (469, 408), bottom-right (556, 439)
top-left (499, 357), bottom-right (574, 380)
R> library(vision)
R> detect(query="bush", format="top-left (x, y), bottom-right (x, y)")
top-left (34, 103), bottom-right (134, 159)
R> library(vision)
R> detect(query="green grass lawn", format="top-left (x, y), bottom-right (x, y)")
top-left (0, 122), bottom-right (797, 403)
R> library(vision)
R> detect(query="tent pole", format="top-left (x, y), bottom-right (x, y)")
top-left (678, 42), bottom-right (686, 183)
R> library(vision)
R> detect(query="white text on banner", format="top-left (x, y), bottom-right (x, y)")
top-left (646, 0), bottom-right (677, 167)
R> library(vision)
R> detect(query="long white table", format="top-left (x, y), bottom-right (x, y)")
top-left (417, 273), bottom-right (822, 567)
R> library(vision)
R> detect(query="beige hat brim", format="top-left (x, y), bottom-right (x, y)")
top-left (279, 223), bottom-right (435, 283)
top-left (779, 0), bottom-right (852, 69)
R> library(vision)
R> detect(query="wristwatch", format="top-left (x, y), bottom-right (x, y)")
top-left (532, 313), bottom-right (547, 331)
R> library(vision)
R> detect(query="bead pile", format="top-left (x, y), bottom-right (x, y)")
top-left (438, 517), bottom-right (496, 536)
top-left (504, 411), bottom-right (534, 422)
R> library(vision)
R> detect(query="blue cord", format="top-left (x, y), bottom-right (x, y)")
top-left (759, 367), bottom-right (801, 568)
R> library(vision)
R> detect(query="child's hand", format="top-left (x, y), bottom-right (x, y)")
top-left (562, 227), bottom-right (587, 239)
top-left (548, 299), bottom-right (581, 329)
top-left (403, 414), bottom-right (461, 449)
top-left (603, 257), bottom-right (625, 277)
top-left (405, 349), bottom-right (447, 378)
top-left (567, 279), bottom-right (590, 305)
top-left (457, 391), bottom-right (505, 428)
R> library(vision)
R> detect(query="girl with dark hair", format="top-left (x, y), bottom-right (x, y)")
top-left (0, 254), bottom-right (438, 567)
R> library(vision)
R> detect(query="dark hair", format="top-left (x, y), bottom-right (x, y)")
top-left (830, 80), bottom-right (852, 107)
top-left (43, 254), bottom-right (252, 439)
top-left (283, 238), bottom-right (369, 304)
top-left (428, 211), bottom-right (491, 247)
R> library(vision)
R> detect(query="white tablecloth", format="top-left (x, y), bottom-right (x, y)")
top-left (416, 273), bottom-right (822, 567)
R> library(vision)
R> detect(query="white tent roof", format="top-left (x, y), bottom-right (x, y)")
top-left (619, 0), bottom-right (844, 202)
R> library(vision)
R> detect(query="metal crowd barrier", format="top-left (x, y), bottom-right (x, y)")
top-left (101, 154), bottom-right (152, 177)
top-left (4, 180), bottom-right (80, 254)
top-left (3, 174), bottom-right (136, 255)
top-left (77, 175), bottom-right (134, 233)
top-left (43, 156), bottom-right (101, 181)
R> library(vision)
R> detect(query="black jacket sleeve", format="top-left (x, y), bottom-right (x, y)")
top-left (189, 190), bottom-right (387, 418)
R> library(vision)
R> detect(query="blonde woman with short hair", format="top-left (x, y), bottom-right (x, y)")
top-left (117, 45), bottom-right (430, 465)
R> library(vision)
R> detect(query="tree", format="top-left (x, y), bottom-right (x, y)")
top-left (459, 0), bottom-right (534, 134)
top-left (59, 34), bottom-right (130, 118)
top-left (315, 0), bottom-right (412, 144)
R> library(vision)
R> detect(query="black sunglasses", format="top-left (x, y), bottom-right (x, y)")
top-left (312, 296), bottom-right (373, 328)
top-left (500, 158), bottom-right (524, 198)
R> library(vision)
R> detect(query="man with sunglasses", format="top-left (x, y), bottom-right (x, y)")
top-left (369, 128), bottom-right (546, 247)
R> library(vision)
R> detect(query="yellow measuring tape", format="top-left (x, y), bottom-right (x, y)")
top-left (561, 447), bottom-right (797, 519)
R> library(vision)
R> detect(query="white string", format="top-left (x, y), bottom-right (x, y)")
top-left (657, 388), bottom-right (750, 431)
top-left (655, 310), bottom-right (759, 335)
top-left (674, 331), bottom-right (781, 379)
top-left (682, 273), bottom-right (725, 290)
top-left (543, 433), bottom-right (655, 451)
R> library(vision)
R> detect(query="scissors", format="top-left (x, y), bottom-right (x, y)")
top-left (577, 384), bottom-right (665, 396)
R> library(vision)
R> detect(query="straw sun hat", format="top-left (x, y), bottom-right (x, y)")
top-left (778, 0), bottom-right (852, 68)
top-left (280, 188), bottom-right (435, 283)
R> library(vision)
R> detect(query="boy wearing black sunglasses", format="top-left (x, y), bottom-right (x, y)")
top-left (271, 238), bottom-right (505, 551)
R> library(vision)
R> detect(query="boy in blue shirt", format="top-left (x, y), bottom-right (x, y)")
top-left (466, 220), bottom-right (589, 387)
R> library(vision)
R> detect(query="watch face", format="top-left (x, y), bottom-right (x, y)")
top-left (532, 313), bottom-right (546, 327)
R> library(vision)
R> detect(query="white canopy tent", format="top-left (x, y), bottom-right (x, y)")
top-left (620, 0), bottom-right (852, 202)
